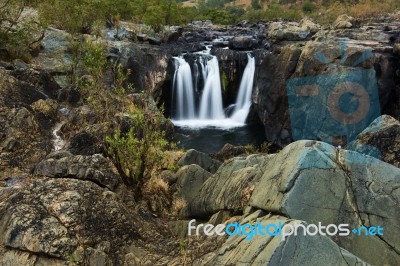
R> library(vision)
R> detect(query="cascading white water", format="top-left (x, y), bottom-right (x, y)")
top-left (199, 56), bottom-right (225, 119)
top-left (173, 57), bottom-right (196, 120)
top-left (171, 51), bottom-right (255, 129)
top-left (230, 54), bottom-right (255, 123)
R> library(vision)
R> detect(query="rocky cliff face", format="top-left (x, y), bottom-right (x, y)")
top-left (144, 17), bottom-right (400, 146)
top-left (34, 19), bottom-right (400, 148)
top-left (1, 14), bottom-right (400, 265)
top-left (253, 21), bottom-right (400, 145)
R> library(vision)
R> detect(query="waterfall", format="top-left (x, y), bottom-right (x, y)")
top-left (230, 54), bottom-right (255, 123)
top-left (199, 56), bottom-right (225, 119)
top-left (173, 57), bottom-right (196, 120)
top-left (171, 52), bottom-right (255, 128)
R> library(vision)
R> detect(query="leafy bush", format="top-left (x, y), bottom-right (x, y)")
top-left (302, 1), bottom-right (315, 13)
top-left (106, 107), bottom-right (169, 195)
top-left (251, 0), bottom-right (262, 10)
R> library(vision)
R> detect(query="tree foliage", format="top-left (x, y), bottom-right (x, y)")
top-left (105, 107), bottom-right (169, 195)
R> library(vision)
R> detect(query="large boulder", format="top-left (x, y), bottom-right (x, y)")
top-left (349, 115), bottom-right (400, 167)
top-left (0, 105), bottom-right (52, 181)
top-left (228, 36), bottom-right (259, 50)
top-left (333, 15), bottom-right (355, 29)
top-left (268, 21), bottom-right (318, 42)
top-left (193, 213), bottom-right (368, 266)
top-left (107, 41), bottom-right (169, 97)
top-left (214, 143), bottom-right (247, 161)
top-left (34, 153), bottom-right (122, 190)
top-left (182, 154), bottom-right (272, 218)
top-left (250, 140), bottom-right (400, 265)
top-left (178, 149), bottom-right (222, 174)
top-left (33, 28), bottom-right (72, 87)
top-left (174, 164), bottom-right (211, 202)
top-left (0, 178), bottom-right (140, 264)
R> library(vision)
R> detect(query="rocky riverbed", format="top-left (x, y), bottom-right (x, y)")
top-left (0, 13), bottom-right (400, 265)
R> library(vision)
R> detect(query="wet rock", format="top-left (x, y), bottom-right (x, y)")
top-left (178, 149), bottom-right (221, 173)
top-left (166, 31), bottom-right (181, 43)
top-left (228, 36), bottom-right (259, 50)
top-left (148, 37), bottom-right (161, 45)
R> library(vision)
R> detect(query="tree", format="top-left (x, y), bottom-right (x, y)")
top-left (106, 107), bottom-right (169, 197)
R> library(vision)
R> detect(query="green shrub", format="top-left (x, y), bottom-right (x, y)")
top-left (251, 0), bottom-right (262, 10)
top-left (106, 107), bottom-right (169, 195)
top-left (302, 1), bottom-right (315, 13)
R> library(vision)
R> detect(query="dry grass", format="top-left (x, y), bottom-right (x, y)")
top-left (349, 0), bottom-right (399, 19)
top-left (144, 176), bottom-right (169, 194)
top-left (172, 197), bottom-right (188, 216)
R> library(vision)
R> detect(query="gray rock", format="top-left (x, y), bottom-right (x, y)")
top-left (333, 14), bottom-right (354, 29)
top-left (148, 37), bottom-right (161, 45)
top-left (253, 36), bottom-right (397, 146)
top-left (178, 149), bottom-right (221, 173)
top-left (34, 154), bottom-right (122, 190)
top-left (182, 154), bottom-right (272, 218)
top-left (193, 214), bottom-right (369, 266)
top-left (33, 28), bottom-right (72, 77)
top-left (0, 178), bottom-right (139, 263)
top-left (250, 140), bottom-right (400, 265)
top-left (214, 143), bottom-right (246, 161)
top-left (228, 36), bottom-right (259, 50)
top-left (299, 17), bottom-right (321, 34)
top-left (349, 115), bottom-right (400, 167)
top-left (174, 164), bottom-right (211, 202)
top-left (268, 22), bottom-right (311, 42)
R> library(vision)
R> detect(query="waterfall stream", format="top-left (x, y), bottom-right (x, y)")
top-left (230, 54), bottom-right (255, 123)
top-left (171, 51), bottom-right (255, 129)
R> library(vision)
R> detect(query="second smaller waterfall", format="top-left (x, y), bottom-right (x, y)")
top-left (230, 54), bottom-right (255, 123)
top-left (173, 57), bottom-right (196, 120)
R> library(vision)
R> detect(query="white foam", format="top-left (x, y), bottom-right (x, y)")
top-left (172, 119), bottom-right (245, 129)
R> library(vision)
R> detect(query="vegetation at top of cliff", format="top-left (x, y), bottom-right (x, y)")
top-left (2, 0), bottom-right (400, 56)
